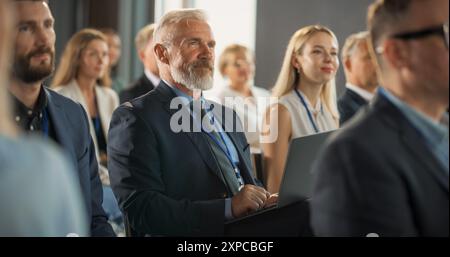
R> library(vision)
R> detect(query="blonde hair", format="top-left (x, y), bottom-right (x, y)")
top-left (0, 0), bottom-right (16, 136)
top-left (135, 23), bottom-right (156, 52)
top-left (272, 25), bottom-right (339, 120)
top-left (52, 28), bottom-right (112, 88)
top-left (218, 44), bottom-right (254, 77)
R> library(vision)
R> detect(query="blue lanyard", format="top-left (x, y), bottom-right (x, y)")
top-left (41, 108), bottom-right (49, 138)
top-left (203, 130), bottom-right (245, 187)
top-left (294, 89), bottom-right (320, 133)
top-left (200, 110), bottom-right (245, 187)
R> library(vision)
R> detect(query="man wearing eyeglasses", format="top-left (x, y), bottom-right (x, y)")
top-left (311, 0), bottom-right (448, 237)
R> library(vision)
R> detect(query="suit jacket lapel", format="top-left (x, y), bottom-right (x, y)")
top-left (141, 75), bottom-right (155, 91)
top-left (45, 88), bottom-right (78, 170)
top-left (156, 82), bottom-right (226, 185)
top-left (210, 101), bottom-right (256, 185)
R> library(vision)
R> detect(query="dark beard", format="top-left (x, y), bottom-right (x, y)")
top-left (13, 47), bottom-right (55, 83)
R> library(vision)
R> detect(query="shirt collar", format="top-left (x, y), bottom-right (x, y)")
top-left (145, 69), bottom-right (161, 87)
top-left (346, 83), bottom-right (375, 101)
top-left (12, 85), bottom-right (48, 119)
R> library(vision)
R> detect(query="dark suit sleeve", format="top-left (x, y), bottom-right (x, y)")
top-left (338, 99), bottom-right (353, 125)
top-left (78, 105), bottom-right (116, 236)
top-left (311, 137), bottom-right (417, 236)
top-left (108, 106), bottom-right (225, 236)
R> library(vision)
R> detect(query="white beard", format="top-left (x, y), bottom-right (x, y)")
top-left (170, 64), bottom-right (213, 91)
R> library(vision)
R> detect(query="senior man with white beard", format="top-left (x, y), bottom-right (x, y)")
top-left (107, 9), bottom-right (287, 237)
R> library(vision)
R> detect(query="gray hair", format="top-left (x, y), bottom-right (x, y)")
top-left (341, 31), bottom-right (370, 61)
top-left (154, 8), bottom-right (208, 45)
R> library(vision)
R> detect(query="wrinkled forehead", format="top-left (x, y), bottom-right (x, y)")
top-left (168, 19), bottom-right (214, 43)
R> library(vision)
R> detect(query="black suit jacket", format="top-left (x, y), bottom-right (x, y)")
top-left (338, 88), bottom-right (368, 125)
top-left (312, 93), bottom-right (449, 236)
top-left (108, 81), bottom-right (256, 236)
top-left (45, 88), bottom-right (115, 236)
top-left (119, 74), bottom-right (155, 104)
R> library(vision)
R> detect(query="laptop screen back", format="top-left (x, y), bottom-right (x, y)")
top-left (278, 131), bottom-right (334, 207)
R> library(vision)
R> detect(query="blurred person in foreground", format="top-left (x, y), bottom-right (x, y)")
top-left (8, 0), bottom-right (114, 236)
top-left (312, 0), bottom-right (449, 236)
top-left (0, 0), bottom-right (87, 237)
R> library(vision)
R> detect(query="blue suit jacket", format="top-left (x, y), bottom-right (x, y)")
top-left (108, 81), bottom-right (256, 236)
top-left (45, 88), bottom-right (115, 236)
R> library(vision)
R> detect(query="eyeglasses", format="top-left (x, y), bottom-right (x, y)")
top-left (376, 22), bottom-right (449, 54)
top-left (392, 22), bottom-right (449, 49)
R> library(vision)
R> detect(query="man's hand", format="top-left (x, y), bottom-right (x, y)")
top-left (264, 193), bottom-right (279, 208)
top-left (231, 185), bottom-right (269, 218)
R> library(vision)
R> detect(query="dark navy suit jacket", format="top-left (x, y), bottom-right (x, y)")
top-left (46, 88), bottom-right (115, 236)
top-left (119, 74), bottom-right (155, 104)
top-left (312, 93), bottom-right (449, 236)
top-left (108, 82), bottom-right (256, 236)
top-left (338, 88), bottom-right (368, 125)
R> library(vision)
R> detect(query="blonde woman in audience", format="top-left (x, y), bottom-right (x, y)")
top-left (52, 29), bottom-right (122, 232)
top-left (213, 44), bottom-right (271, 151)
top-left (0, 0), bottom-right (87, 236)
top-left (52, 29), bottom-right (119, 175)
top-left (262, 25), bottom-right (340, 193)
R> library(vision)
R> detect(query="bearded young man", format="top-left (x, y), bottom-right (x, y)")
top-left (8, 0), bottom-right (114, 236)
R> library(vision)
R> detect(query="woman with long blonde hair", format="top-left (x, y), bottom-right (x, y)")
top-left (262, 25), bottom-right (340, 193)
top-left (52, 29), bottom-right (122, 233)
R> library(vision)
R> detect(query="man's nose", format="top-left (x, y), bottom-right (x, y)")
top-left (199, 42), bottom-right (214, 60)
top-left (35, 27), bottom-right (51, 47)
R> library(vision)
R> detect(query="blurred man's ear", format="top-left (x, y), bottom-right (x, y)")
top-left (383, 39), bottom-right (410, 70)
top-left (154, 43), bottom-right (169, 65)
top-left (344, 57), bottom-right (352, 72)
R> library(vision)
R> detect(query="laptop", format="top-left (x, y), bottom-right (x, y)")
top-left (226, 130), bottom-right (334, 224)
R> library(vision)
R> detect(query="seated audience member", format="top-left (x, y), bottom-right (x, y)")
top-left (108, 9), bottom-right (313, 237)
top-left (8, 0), bottom-right (114, 236)
top-left (262, 25), bottom-right (340, 193)
top-left (52, 29), bottom-right (122, 234)
top-left (120, 24), bottom-right (160, 103)
top-left (312, 0), bottom-right (449, 236)
top-left (100, 28), bottom-right (126, 94)
top-left (338, 31), bottom-right (379, 125)
top-left (210, 44), bottom-right (270, 152)
top-left (0, 0), bottom-right (87, 237)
